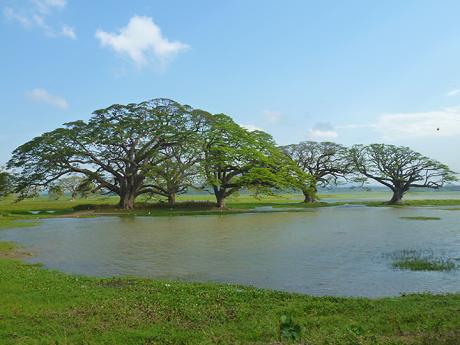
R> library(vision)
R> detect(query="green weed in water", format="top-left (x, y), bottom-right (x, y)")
top-left (390, 249), bottom-right (456, 271)
top-left (400, 216), bottom-right (441, 221)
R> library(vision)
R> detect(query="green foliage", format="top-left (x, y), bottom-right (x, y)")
top-left (0, 170), bottom-right (12, 198)
top-left (48, 184), bottom-right (64, 200)
top-left (279, 314), bottom-right (302, 341)
top-left (7, 99), bottom-right (211, 209)
top-left (54, 176), bottom-right (92, 199)
top-left (145, 132), bottom-right (206, 204)
top-left (74, 177), bottom-right (97, 199)
top-left (202, 114), bottom-right (306, 207)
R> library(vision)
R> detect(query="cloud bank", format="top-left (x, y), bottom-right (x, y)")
top-left (26, 88), bottom-right (69, 109)
top-left (375, 108), bottom-right (460, 140)
top-left (308, 122), bottom-right (338, 141)
top-left (3, 0), bottom-right (76, 39)
top-left (96, 16), bottom-right (189, 68)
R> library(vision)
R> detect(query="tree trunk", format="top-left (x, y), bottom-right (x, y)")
top-left (302, 183), bottom-right (318, 203)
top-left (303, 192), bottom-right (316, 203)
top-left (215, 191), bottom-right (226, 209)
top-left (119, 191), bottom-right (136, 210)
top-left (387, 188), bottom-right (404, 205)
top-left (167, 193), bottom-right (176, 206)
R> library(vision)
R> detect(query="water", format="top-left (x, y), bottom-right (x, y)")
top-left (1, 206), bottom-right (459, 297)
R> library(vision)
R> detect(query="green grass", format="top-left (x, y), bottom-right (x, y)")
top-left (394, 199), bottom-right (460, 207)
top-left (390, 250), bottom-right (457, 272)
top-left (400, 216), bottom-right (441, 221)
top-left (0, 241), bottom-right (18, 252)
top-left (0, 244), bottom-right (459, 344)
top-left (0, 215), bottom-right (40, 230)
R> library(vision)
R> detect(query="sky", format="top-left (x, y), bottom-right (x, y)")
top-left (1, 0), bottom-right (460, 172)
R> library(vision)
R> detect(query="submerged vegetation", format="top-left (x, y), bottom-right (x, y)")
top-left (400, 216), bottom-right (441, 221)
top-left (0, 243), bottom-right (459, 344)
top-left (390, 250), bottom-right (457, 272)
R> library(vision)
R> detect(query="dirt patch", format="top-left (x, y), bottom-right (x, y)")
top-left (0, 242), bottom-right (33, 259)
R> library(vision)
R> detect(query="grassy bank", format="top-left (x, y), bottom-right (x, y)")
top-left (1, 193), bottom-right (460, 230)
top-left (0, 244), bottom-right (459, 345)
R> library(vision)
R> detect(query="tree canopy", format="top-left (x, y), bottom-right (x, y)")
top-left (201, 114), bottom-right (302, 208)
top-left (281, 141), bottom-right (350, 202)
top-left (7, 98), bottom-right (209, 209)
top-left (144, 138), bottom-right (205, 205)
top-left (348, 144), bottom-right (457, 204)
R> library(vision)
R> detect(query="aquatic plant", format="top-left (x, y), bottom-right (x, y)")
top-left (400, 216), bottom-right (441, 221)
top-left (390, 249), bottom-right (456, 271)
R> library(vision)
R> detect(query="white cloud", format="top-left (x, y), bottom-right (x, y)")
top-left (60, 25), bottom-right (76, 39)
top-left (263, 110), bottom-right (281, 124)
top-left (3, 0), bottom-right (75, 39)
top-left (308, 122), bottom-right (338, 141)
top-left (336, 123), bottom-right (373, 130)
top-left (95, 16), bottom-right (189, 68)
top-left (3, 7), bottom-right (31, 27)
top-left (26, 88), bottom-right (69, 109)
top-left (374, 108), bottom-right (460, 139)
top-left (241, 124), bottom-right (263, 132)
top-left (32, 0), bottom-right (66, 13)
top-left (446, 89), bottom-right (460, 97)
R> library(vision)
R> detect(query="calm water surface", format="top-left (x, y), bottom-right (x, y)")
top-left (2, 206), bottom-right (459, 297)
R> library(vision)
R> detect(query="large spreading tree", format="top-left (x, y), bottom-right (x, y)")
top-left (281, 141), bottom-right (350, 203)
top-left (201, 114), bottom-right (304, 208)
top-left (7, 99), bottom-right (209, 209)
top-left (348, 144), bottom-right (457, 204)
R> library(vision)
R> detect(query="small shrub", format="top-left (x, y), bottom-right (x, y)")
top-left (279, 314), bottom-right (301, 341)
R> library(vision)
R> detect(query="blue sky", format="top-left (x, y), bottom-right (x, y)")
top-left (1, 0), bottom-right (460, 172)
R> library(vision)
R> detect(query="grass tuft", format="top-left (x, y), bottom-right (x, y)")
top-left (390, 250), bottom-right (456, 271)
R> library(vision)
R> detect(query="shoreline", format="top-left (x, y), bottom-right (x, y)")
top-left (0, 242), bottom-right (459, 344)
top-left (2, 197), bottom-right (460, 225)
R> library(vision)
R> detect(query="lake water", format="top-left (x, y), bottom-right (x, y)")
top-left (1, 206), bottom-right (459, 297)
